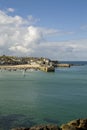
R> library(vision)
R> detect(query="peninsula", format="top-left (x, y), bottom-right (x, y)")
top-left (0, 55), bottom-right (71, 72)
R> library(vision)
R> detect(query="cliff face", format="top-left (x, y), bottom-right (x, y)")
top-left (11, 118), bottom-right (87, 130)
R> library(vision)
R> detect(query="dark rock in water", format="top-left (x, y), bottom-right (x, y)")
top-left (0, 114), bottom-right (23, 130)
top-left (0, 114), bottom-right (35, 130)
top-left (67, 119), bottom-right (80, 127)
top-left (61, 124), bottom-right (78, 130)
top-left (11, 128), bottom-right (30, 130)
top-left (16, 117), bottom-right (36, 128)
top-left (11, 124), bottom-right (60, 130)
top-left (79, 119), bottom-right (87, 129)
top-left (30, 124), bottom-right (60, 130)
top-left (43, 118), bottom-right (58, 124)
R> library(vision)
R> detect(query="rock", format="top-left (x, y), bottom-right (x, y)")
top-left (67, 119), bottom-right (80, 127)
top-left (30, 124), bottom-right (60, 130)
top-left (79, 119), bottom-right (87, 129)
top-left (61, 118), bottom-right (87, 130)
top-left (11, 127), bottom-right (30, 130)
top-left (11, 124), bottom-right (60, 130)
top-left (61, 124), bottom-right (78, 130)
top-left (11, 118), bottom-right (87, 130)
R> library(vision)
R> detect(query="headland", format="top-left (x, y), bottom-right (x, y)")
top-left (0, 55), bottom-right (72, 72)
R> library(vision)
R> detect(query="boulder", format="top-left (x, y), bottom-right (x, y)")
top-left (61, 124), bottom-right (78, 130)
top-left (67, 119), bottom-right (80, 127)
top-left (61, 118), bottom-right (87, 130)
top-left (79, 119), bottom-right (87, 129)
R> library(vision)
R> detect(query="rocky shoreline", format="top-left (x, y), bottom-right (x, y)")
top-left (11, 118), bottom-right (87, 130)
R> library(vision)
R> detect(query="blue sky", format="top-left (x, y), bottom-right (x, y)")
top-left (0, 0), bottom-right (87, 60)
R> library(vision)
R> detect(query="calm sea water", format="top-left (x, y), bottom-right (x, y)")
top-left (0, 62), bottom-right (87, 130)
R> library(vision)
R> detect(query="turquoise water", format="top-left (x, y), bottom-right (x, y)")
top-left (0, 64), bottom-right (87, 130)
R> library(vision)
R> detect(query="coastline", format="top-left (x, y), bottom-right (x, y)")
top-left (11, 118), bottom-right (87, 130)
top-left (0, 63), bottom-right (87, 130)
top-left (0, 55), bottom-right (85, 72)
top-left (0, 63), bottom-right (72, 72)
top-left (0, 55), bottom-right (73, 72)
top-left (0, 64), bottom-right (55, 72)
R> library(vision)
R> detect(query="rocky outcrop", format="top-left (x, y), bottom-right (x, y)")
top-left (11, 124), bottom-right (60, 130)
top-left (30, 124), bottom-right (60, 130)
top-left (61, 118), bottom-right (87, 130)
top-left (11, 118), bottom-right (87, 130)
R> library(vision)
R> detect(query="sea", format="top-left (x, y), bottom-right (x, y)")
top-left (0, 61), bottom-right (87, 130)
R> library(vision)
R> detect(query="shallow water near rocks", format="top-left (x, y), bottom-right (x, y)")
top-left (0, 62), bottom-right (87, 130)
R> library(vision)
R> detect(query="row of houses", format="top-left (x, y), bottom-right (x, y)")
top-left (0, 55), bottom-right (58, 67)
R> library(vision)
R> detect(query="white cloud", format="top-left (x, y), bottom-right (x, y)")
top-left (24, 26), bottom-right (43, 46)
top-left (80, 25), bottom-right (87, 30)
top-left (27, 15), bottom-right (40, 24)
top-left (32, 39), bottom-right (87, 61)
top-left (0, 10), bottom-right (28, 26)
top-left (39, 28), bottom-right (59, 35)
top-left (0, 9), bottom-right (87, 60)
top-left (7, 8), bottom-right (15, 13)
top-left (0, 9), bottom-right (61, 56)
top-left (9, 45), bottom-right (30, 53)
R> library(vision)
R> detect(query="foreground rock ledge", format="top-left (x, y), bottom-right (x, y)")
top-left (11, 118), bottom-right (87, 130)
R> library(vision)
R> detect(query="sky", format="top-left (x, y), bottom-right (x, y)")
top-left (0, 0), bottom-right (87, 60)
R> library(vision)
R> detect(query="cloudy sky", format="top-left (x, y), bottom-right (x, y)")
top-left (0, 0), bottom-right (87, 60)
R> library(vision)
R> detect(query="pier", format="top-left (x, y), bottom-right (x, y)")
top-left (40, 66), bottom-right (55, 72)
top-left (0, 64), bottom-right (55, 72)
top-left (0, 63), bottom-right (72, 72)
top-left (57, 63), bottom-right (71, 67)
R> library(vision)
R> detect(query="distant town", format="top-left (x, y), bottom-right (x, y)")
top-left (0, 55), bottom-right (58, 66)
top-left (0, 55), bottom-right (71, 72)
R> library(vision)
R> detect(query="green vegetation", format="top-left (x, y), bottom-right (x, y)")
top-left (0, 55), bottom-right (58, 66)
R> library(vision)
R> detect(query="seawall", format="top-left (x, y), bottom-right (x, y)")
top-left (57, 64), bottom-right (71, 67)
top-left (0, 64), bottom-right (55, 72)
